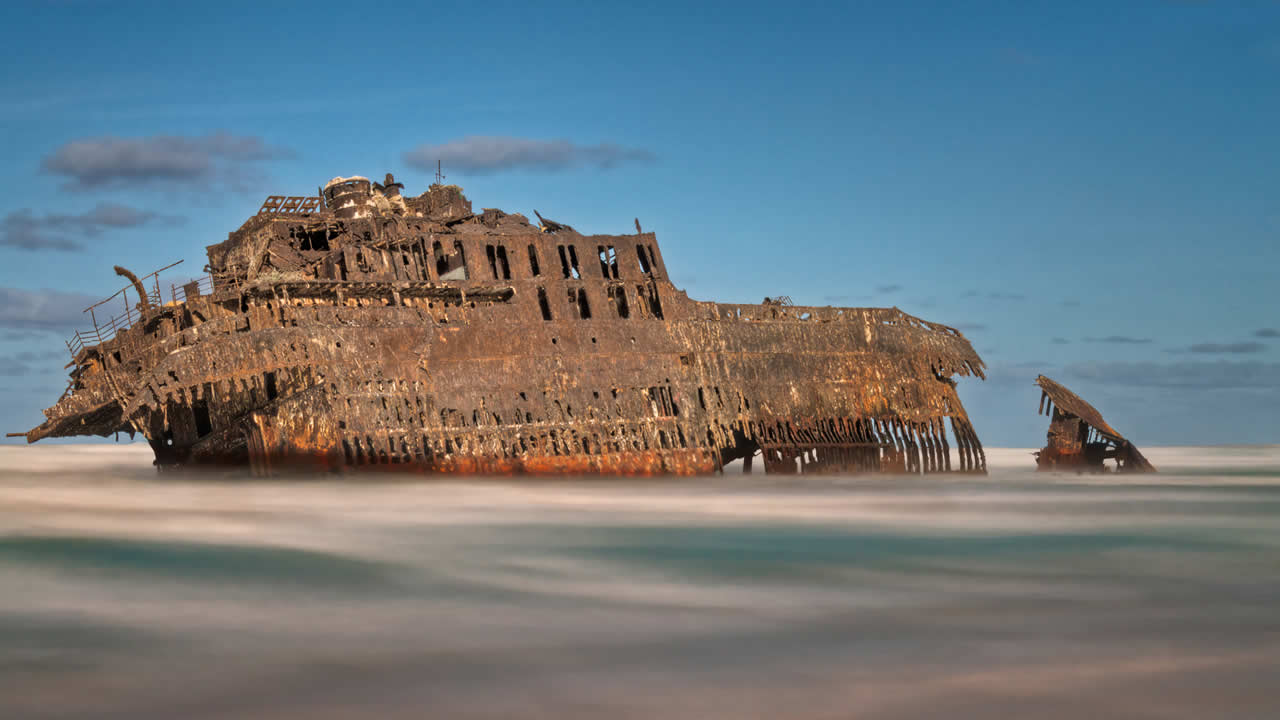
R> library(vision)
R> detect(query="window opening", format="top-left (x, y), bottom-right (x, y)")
top-left (558, 245), bottom-right (572, 278)
top-left (567, 245), bottom-right (582, 279)
top-left (637, 244), bottom-right (652, 274)
top-left (192, 391), bottom-right (213, 438)
top-left (641, 283), bottom-right (663, 318)
top-left (433, 241), bottom-right (447, 277)
top-left (437, 240), bottom-right (468, 281)
top-left (299, 228), bottom-right (330, 251)
top-left (528, 243), bottom-right (541, 276)
top-left (537, 287), bottom-right (553, 321)
top-left (598, 245), bottom-right (619, 279)
top-left (609, 285), bottom-right (629, 318)
top-left (569, 287), bottom-right (591, 319)
top-left (495, 245), bottom-right (511, 279)
top-left (486, 245), bottom-right (499, 279)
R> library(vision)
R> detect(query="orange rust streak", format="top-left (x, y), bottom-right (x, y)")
top-left (247, 448), bottom-right (718, 477)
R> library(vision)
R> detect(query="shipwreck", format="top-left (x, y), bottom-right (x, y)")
top-left (18, 173), bottom-right (988, 476)
top-left (1034, 375), bottom-right (1155, 473)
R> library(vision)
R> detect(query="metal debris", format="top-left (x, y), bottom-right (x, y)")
top-left (21, 174), bottom-right (989, 476)
top-left (1033, 375), bottom-right (1155, 473)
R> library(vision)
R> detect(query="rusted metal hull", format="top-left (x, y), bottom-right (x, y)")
top-left (93, 306), bottom-right (987, 477)
top-left (26, 178), bottom-right (988, 477)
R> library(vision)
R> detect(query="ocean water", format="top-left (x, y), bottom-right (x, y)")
top-left (2, 445), bottom-right (1279, 719)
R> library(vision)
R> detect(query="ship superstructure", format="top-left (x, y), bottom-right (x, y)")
top-left (23, 174), bottom-right (988, 475)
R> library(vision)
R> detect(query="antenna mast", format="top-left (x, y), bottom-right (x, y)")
top-left (434, 159), bottom-right (446, 185)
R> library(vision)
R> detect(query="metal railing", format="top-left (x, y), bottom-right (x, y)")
top-left (258, 195), bottom-right (322, 215)
top-left (65, 267), bottom-right (257, 357)
top-left (65, 260), bottom-right (183, 358)
top-left (169, 274), bottom-right (215, 305)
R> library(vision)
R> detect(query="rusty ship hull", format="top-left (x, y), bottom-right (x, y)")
top-left (1033, 375), bottom-right (1155, 473)
top-left (24, 176), bottom-right (987, 476)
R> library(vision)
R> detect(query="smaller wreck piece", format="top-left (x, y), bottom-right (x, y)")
top-left (1033, 375), bottom-right (1155, 473)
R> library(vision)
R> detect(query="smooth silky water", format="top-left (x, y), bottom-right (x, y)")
top-left (2, 444), bottom-right (1278, 719)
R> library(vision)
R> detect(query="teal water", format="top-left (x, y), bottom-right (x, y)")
top-left (1, 445), bottom-right (1279, 719)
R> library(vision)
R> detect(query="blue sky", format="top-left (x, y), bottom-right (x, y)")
top-left (2, 0), bottom-right (1277, 447)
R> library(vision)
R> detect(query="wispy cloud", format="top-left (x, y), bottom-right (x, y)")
top-left (1, 203), bottom-right (183, 251)
top-left (953, 323), bottom-right (987, 332)
top-left (1255, 328), bottom-right (1280, 339)
top-left (403, 136), bottom-right (654, 175)
top-left (0, 350), bottom-right (64, 377)
top-left (2, 330), bottom-right (47, 342)
top-left (1183, 342), bottom-right (1266, 355)
top-left (984, 360), bottom-right (1055, 386)
top-left (1050, 337), bottom-right (1070, 345)
top-left (1084, 336), bottom-right (1153, 344)
top-left (1067, 361), bottom-right (1280, 390)
top-left (963, 290), bottom-right (1026, 301)
top-left (0, 287), bottom-right (98, 331)
top-left (0, 357), bottom-right (33, 377)
top-left (42, 131), bottom-right (291, 191)
top-left (874, 284), bottom-right (902, 294)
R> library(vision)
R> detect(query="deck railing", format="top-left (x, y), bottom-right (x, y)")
top-left (168, 274), bottom-right (215, 305)
top-left (65, 260), bottom-right (183, 358)
top-left (64, 265), bottom-right (254, 358)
